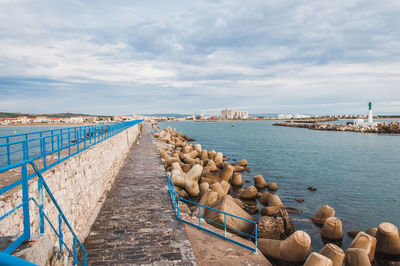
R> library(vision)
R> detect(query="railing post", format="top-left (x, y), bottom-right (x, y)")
top-left (177, 197), bottom-right (180, 219)
top-left (198, 206), bottom-right (201, 227)
top-left (58, 214), bottom-right (63, 252)
top-left (51, 131), bottom-right (54, 153)
top-left (6, 137), bottom-right (10, 165)
top-left (68, 131), bottom-right (71, 156)
top-left (254, 224), bottom-right (258, 254)
top-left (224, 213), bottom-right (227, 237)
top-left (57, 135), bottom-right (60, 161)
top-left (22, 144), bottom-right (30, 241)
top-left (84, 127), bottom-right (86, 148)
top-left (73, 237), bottom-right (77, 265)
top-left (41, 137), bottom-right (47, 169)
top-left (38, 176), bottom-right (44, 234)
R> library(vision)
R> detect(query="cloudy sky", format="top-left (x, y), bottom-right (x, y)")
top-left (0, 0), bottom-right (399, 115)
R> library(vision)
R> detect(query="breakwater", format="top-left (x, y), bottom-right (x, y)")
top-left (273, 121), bottom-right (400, 134)
top-left (0, 122), bottom-right (142, 264)
top-left (157, 122), bottom-right (400, 265)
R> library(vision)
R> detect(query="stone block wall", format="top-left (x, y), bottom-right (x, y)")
top-left (0, 122), bottom-right (142, 260)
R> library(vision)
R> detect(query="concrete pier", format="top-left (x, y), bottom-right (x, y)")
top-left (83, 124), bottom-right (196, 265)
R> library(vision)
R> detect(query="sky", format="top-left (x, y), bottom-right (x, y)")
top-left (0, 0), bottom-right (399, 115)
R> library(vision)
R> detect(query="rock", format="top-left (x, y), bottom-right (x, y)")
top-left (259, 192), bottom-right (271, 205)
top-left (268, 194), bottom-right (284, 207)
top-left (171, 162), bottom-right (203, 196)
top-left (348, 232), bottom-right (376, 262)
top-left (375, 222), bottom-right (400, 256)
top-left (267, 182), bottom-right (278, 191)
top-left (178, 190), bottom-right (188, 198)
top-left (219, 164), bottom-right (234, 182)
top-left (258, 230), bottom-right (312, 263)
top-left (220, 180), bottom-right (230, 195)
top-left (320, 217), bottom-right (343, 241)
top-left (208, 150), bottom-right (216, 160)
top-left (181, 164), bottom-right (191, 173)
top-left (204, 195), bottom-right (255, 236)
top-left (233, 165), bottom-right (245, 172)
top-left (182, 145), bottom-right (192, 153)
top-left (296, 198), bottom-right (304, 202)
top-left (237, 159), bottom-right (248, 166)
top-left (319, 243), bottom-right (345, 266)
top-left (261, 206), bottom-right (281, 216)
top-left (238, 186), bottom-right (258, 199)
top-left (257, 215), bottom-right (286, 239)
top-left (366, 227), bottom-right (377, 237)
top-left (308, 186), bottom-right (317, 191)
top-left (256, 192), bottom-right (262, 198)
top-left (243, 204), bottom-right (259, 215)
top-left (312, 205), bottom-right (335, 225)
top-left (204, 163), bottom-right (234, 183)
top-left (193, 144), bottom-right (202, 153)
top-left (202, 160), bottom-right (219, 176)
top-left (257, 209), bottom-right (294, 239)
top-left (178, 201), bottom-right (192, 219)
top-left (214, 152), bottom-right (224, 168)
top-left (347, 230), bottom-right (360, 238)
top-left (284, 207), bottom-right (302, 214)
top-left (210, 183), bottom-right (226, 200)
top-left (159, 149), bottom-right (180, 166)
top-left (303, 252), bottom-right (333, 266)
top-left (254, 175), bottom-right (267, 189)
top-left (200, 150), bottom-right (208, 161)
top-left (232, 173), bottom-right (243, 186)
top-left (344, 248), bottom-right (371, 266)
top-left (199, 182), bottom-right (209, 198)
top-left (194, 190), bottom-right (219, 216)
top-left (245, 179), bottom-right (251, 183)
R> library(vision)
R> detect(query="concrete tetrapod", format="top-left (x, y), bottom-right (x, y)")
top-left (366, 227), bottom-right (377, 237)
top-left (267, 194), bottom-right (284, 207)
top-left (232, 172), bottom-right (243, 186)
top-left (375, 222), bottom-right (400, 256)
top-left (303, 252), bottom-right (333, 266)
top-left (204, 195), bottom-right (255, 236)
top-left (344, 248), bottom-right (371, 266)
top-left (238, 186), bottom-right (258, 199)
top-left (267, 182), bottom-right (278, 191)
top-left (320, 217), bottom-right (343, 241)
top-left (254, 175), bottom-right (267, 189)
top-left (319, 243), bottom-right (345, 266)
top-left (193, 144), bottom-right (202, 153)
top-left (171, 162), bottom-right (203, 196)
top-left (258, 230), bottom-right (312, 263)
top-left (348, 232), bottom-right (376, 262)
top-left (312, 205), bottom-right (335, 225)
top-left (214, 152), bottom-right (224, 168)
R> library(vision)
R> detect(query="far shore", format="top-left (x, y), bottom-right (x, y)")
top-left (0, 123), bottom-right (90, 127)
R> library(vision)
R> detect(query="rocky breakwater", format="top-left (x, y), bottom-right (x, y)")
top-left (154, 126), bottom-right (400, 265)
top-left (273, 121), bottom-right (400, 134)
top-left (154, 126), bottom-right (301, 263)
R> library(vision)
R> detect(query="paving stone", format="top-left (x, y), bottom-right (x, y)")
top-left (83, 124), bottom-right (197, 265)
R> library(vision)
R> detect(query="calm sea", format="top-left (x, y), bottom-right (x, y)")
top-left (159, 120), bottom-right (400, 251)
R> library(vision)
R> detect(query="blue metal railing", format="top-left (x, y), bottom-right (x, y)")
top-left (167, 173), bottom-right (258, 253)
top-left (0, 161), bottom-right (87, 265)
top-left (0, 120), bottom-right (143, 195)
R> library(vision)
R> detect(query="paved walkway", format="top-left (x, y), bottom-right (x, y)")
top-left (83, 124), bottom-right (197, 265)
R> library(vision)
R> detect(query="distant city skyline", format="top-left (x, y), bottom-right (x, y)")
top-left (0, 1), bottom-right (399, 115)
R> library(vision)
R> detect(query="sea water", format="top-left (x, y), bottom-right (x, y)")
top-left (159, 120), bottom-right (400, 251)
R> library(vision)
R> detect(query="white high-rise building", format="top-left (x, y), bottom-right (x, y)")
top-left (221, 108), bottom-right (248, 119)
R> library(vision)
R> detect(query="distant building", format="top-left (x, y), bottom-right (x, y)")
top-left (221, 108), bottom-right (248, 119)
top-left (277, 114), bottom-right (294, 119)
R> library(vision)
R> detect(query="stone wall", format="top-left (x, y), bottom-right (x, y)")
top-left (0, 122), bottom-right (142, 262)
